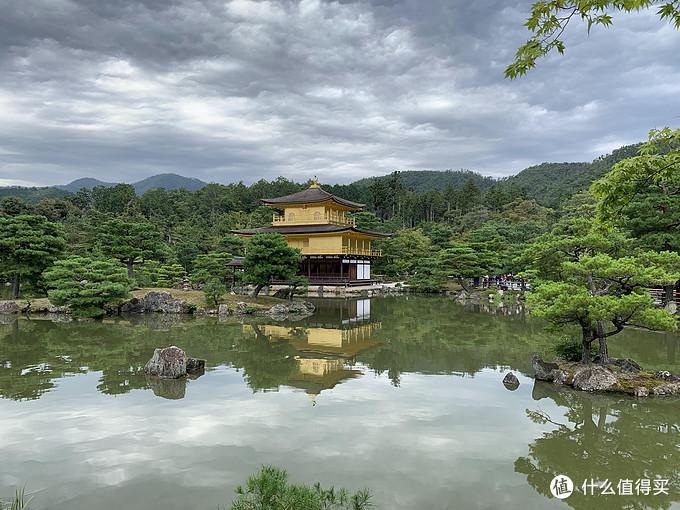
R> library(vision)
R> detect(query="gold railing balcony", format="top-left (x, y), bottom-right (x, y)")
top-left (272, 212), bottom-right (356, 227)
top-left (292, 247), bottom-right (382, 256)
top-left (342, 246), bottom-right (381, 257)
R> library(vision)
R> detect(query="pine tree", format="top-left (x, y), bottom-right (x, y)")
top-left (44, 256), bottom-right (130, 318)
top-left (243, 234), bottom-right (301, 298)
top-left (0, 215), bottom-right (66, 298)
top-left (97, 218), bottom-right (165, 278)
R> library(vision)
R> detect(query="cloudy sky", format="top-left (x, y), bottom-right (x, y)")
top-left (1, 0), bottom-right (679, 187)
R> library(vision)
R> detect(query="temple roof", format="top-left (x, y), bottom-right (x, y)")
top-left (261, 185), bottom-right (365, 210)
top-left (230, 224), bottom-right (390, 238)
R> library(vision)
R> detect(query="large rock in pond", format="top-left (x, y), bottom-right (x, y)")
top-left (532, 355), bottom-right (560, 382)
top-left (0, 301), bottom-right (19, 315)
top-left (143, 291), bottom-right (192, 314)
top-left (144, 346), bottom-right (187, 379)
top-left (572, 365), bottom-right (617, 392)
top-left (143, 345), bottom-right (206, 379)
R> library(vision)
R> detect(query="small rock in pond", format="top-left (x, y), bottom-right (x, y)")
top-left (186, 358), bottom-right (206, 375)
top-left (502, 372), bottom-right (520, 390)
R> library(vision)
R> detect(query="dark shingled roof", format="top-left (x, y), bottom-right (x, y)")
top-left (260, 186), bottom-right (365, 209)
top-left (231, 224), bottom-right (390, 238)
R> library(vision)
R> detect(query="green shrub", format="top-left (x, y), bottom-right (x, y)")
top-left (203, 279), bottom-right (226, 308)
top-left (232, 466), bottom-right (372, 510)
top-left (43, 256), bottom-right (130, 318)
top-left (554, 336), bottom-right (598, 362)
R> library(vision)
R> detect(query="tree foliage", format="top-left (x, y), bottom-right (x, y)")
top-left (0, 215), bottom-right (65, 297)
top-left (437, 242), bottom-right (493, 291)
top-left (243, 234), bottom-right (301, 297)
top-left (192, 251), bottom-right (235, 286)
top-left (203, 279), bottom-right (227, 308)
top-left (44, 256), bottom-right (130, 318)
top-left (377, 229), bottom-right (432, 277)
top-left (506, 1), bottom-right (680, 78)
top-left (97, 218), bottom-right (165, 278)
top-left (592, 128), bottom-right (680, 224)
top-left (524, 205), bottom-right (680, 362)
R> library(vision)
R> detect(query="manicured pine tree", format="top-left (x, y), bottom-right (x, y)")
top-left (0, 214), bottom-right (66, 298)
top-left (157, 263), bottom-right (187, 288)
top-left (44, 256), bottom-right (130, 318)
top-left (191, 251), bottom-right (234, 286)
top-left (436, 242), bottom-right (492, 291)
top-left (523, 199), bottom-right (680, 363)
top-left (243, 233), bottom-right (301, 298)
top-left (97, 218), bottom-right (165, 278)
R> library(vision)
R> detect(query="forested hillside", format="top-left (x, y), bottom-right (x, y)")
top-left (503, 144), bottom-right (641, 207)
top-left (57, 178), bottom-right (116, 193)
top-left (0, 142), bottom-right (643, 208)
top-left (0, 186), bottom-right (69, 203)
top-left (1, 132), bottom-right (677, 320)
top-left (355, 170), bottom-right (496, 193)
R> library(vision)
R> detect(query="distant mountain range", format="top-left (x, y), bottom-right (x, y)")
top-left (0, 143), bottom-right (642, 207)
top-left (55, 173), bottom-right (207, 194)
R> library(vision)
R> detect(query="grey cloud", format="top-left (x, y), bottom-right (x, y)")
top-left (0, 0), bottom-right (678, 186)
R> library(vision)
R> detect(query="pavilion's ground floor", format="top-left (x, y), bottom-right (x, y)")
top-left (275, 255), bottom-right (377, 286)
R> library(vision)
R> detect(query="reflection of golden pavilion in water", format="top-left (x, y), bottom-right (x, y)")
top-left (244, 298), bottom-right (381, 399)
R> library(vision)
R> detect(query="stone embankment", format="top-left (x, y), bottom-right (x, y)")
top-left (0, 292), bottom-right (316, 321)
top-left (215, 300), bottom-right (315, 320)
top-left (532, 355), bottom-right (680, 397)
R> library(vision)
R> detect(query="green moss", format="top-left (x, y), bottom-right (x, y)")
top-left (614, 371), bottom-right (665, 394)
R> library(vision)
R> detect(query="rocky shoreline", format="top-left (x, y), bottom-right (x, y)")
top-left (0, 291), bottom-right (316, 321)
top-left (532, 355), bottom-right (680, 397)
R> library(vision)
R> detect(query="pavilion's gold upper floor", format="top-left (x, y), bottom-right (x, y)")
top-left (262, 181), bottom-right (364, 228)
top-left (271, 203), bottom-right (356, 227)
top-left (230, 181), bottom-right (388, 257)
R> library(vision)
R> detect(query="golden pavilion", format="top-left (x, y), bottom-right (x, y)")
top-left (232, 180), bottom-right (389, 285)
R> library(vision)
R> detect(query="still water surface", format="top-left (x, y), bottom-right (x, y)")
top-left (1, 296), bottom-right (679, 509)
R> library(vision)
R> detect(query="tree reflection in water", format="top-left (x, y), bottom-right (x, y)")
top-left (516, 381), bottom-right (680, 510)
top-left (0, 296), bottom-right (677, 403)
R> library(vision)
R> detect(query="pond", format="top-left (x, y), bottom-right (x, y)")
top-left (1, 296), bottom-right (679, 509)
